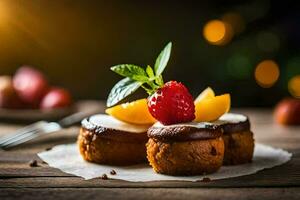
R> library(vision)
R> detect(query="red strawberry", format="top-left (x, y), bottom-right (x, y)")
top-left (147, 81), bottom-right (195, 125)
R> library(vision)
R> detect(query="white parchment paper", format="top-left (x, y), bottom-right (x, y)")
top-left (38, 143), bottom-right (292, 182)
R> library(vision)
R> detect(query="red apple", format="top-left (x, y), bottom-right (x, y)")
top-left (274, 98), bottom-right (300, 125)
top-left (40, 87), bottom-right (72, 109)
top-left (0, 76), bottom-right (24, 109)
top-left (13, 66), bottom-right (49, 107)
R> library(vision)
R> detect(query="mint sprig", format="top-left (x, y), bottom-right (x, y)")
top-left (111, 64), bottom-right (149, 82)
top-left (107, 78), bottom-right (142, 107)
top-left (154, 42), bottom-right (172, 76)
top-left (107, 42), bottom-right (172, 107)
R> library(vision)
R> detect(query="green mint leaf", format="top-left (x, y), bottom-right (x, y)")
top-left (111, 64), bottom-right (148, 82)
top-left (154, 42), bottom-right (172, 76)
top-left (155, 75), bottom-right (164, 86)
top-left (107, 77), bottom-right (142, 107)
top-left (146, 65), bottom-right (155, 78)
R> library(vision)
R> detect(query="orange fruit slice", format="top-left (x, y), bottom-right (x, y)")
top-left (195, 87), bottom-right (215, 103)
top-left (105, 99), bottom-right (156, 125)
top-left (194, 88), bottom-right (231, 122)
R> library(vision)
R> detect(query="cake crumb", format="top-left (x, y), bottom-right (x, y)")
top-left (110, 170), bottom-right (116, 175)
top-left (201, 177), bottom-right (211, 182)
top-left (29, 160), bottom-right (38, 167)
top-left (45, 147), bottom-right (52, 151)
top-left (101, 174), bottom-right (108, 180)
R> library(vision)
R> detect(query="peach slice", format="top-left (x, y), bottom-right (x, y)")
top-left (194, 90), bottom-right (231, 122)
top-left (105, 99), bottom-right (156, 125)
top-left (195, 87), bottom-right (215, 103)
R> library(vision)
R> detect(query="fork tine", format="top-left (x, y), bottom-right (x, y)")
top-left (0, 130), bottom-right (38, 149)
top-left (0, 122), bottom-right (61, 149)
top-left (0, 121), bottom-right (46, 145)
top-left (0, 129), bottom-right (38, 146)
top-left (0, 127), bottom-right (36, 145)
top-left (2, 130), bottom-right (39, 149)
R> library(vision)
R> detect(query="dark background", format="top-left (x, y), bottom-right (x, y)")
top-left (0, 0), bottom-right (299, 107)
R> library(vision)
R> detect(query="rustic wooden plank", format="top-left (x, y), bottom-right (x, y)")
top-left (1, 188), bottom-right (300, 200)
top-left (0, 156), bottom-right (299, 188)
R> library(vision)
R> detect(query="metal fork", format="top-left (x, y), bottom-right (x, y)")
top-left (0, 107), bottom-right (101, 149)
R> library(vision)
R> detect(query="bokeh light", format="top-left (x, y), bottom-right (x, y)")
top-left (227, 54), bottom-right (252, 79)
top-left (203, 19), bottom-right (233, 45)
top-left (286, 57), bottom-right (300, 79)
top-left (288, 75), bottom-right (300, 98)
top-left (256, 31), bottom-right (280, 52)
top-left (254, 60), bottom-right (280, 88)
top-left (222, 12), bottom-right (245, 35)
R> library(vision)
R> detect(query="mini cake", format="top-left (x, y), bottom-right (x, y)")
top-left (146, 122), bottom-right (224, 175)
top-left (217, 113), bottom-right (254, 165)
top-left (78, 114), bottom-right (150, 165)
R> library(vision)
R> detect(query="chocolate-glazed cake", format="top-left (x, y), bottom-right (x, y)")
top-left (146, 122), bottom-right (224, 175)
top-left (78, 114), bottom-right (150, 165)
top-left (217, 113), bottom-right (254, 165)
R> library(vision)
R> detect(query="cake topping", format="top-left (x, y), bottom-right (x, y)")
top-left (147, 81), bottom-right (195, 125)
top-left (106, 42), bottom-right (196, 125)
top-left (218, 113), bottom-right (247, 123)
top-left (216, 113), bottom-right (250, 134)
top-left (148, 122), bottom-right (223, 142)
top-left (153, 121), bottom-right (213, 129)
top-left (105, 99), bottom-right (156, 125)
top-left (148, 113), bottom-right (250, 141)
top-left (106, 42), bottom-right (233, 125)
top-left (152, 113), bottom-right (247, 128)
top-left (82, 114), bottom-right (150, 133)
top-left (194, 87), bottom-right (231, 122)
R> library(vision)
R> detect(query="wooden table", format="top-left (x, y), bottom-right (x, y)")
top-left (1, 108), bottom-right (300, 200)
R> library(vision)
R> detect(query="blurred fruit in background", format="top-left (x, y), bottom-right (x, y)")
top-left (0, 76), bottom-right (23, 109)
top-left (0, 66), bottom-right (73, 110)
top-left (274, 98), bottom-right (300, 125)
top-left (13, 66), bottom-right (49, 107)
top-left (40, 87), bottom-right (72, 109)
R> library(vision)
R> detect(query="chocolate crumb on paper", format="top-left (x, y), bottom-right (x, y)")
top-left (45, 147), bottom-right (52, 151)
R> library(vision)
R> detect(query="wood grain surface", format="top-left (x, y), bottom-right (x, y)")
top-left (0, 104), bottom-right (299, 200)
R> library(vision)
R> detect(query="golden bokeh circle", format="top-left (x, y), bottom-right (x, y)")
top-left (203, 20), bottom-right (233, 45)
top-left (288, 75), bottom-right (300, 98)
top-left (254, 60), bottom-right (280, 88)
